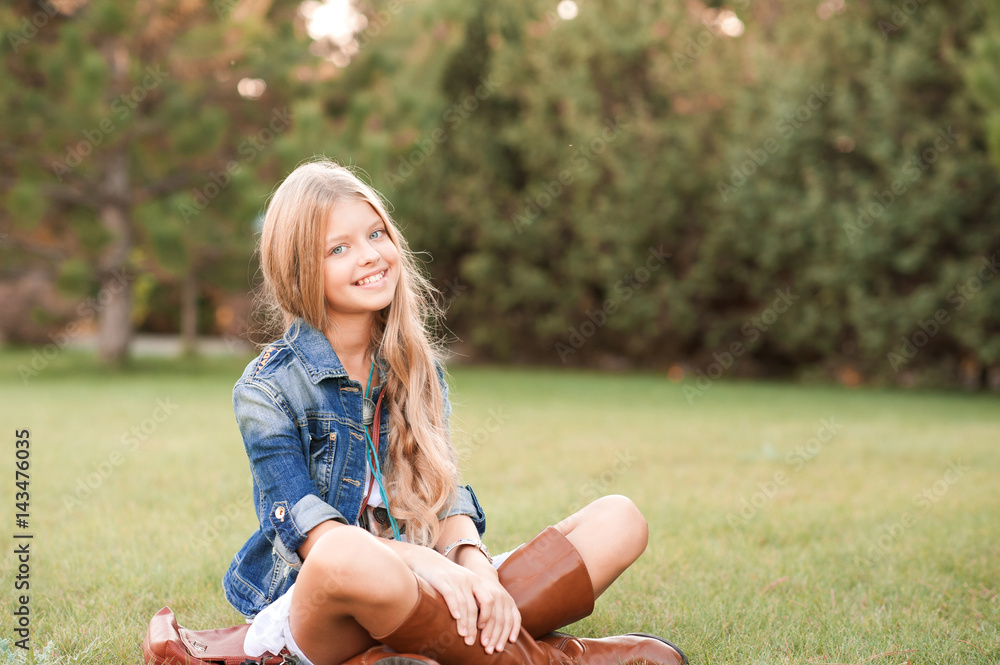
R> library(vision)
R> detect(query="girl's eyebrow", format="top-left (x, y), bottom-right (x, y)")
top-left (326, 220), bottom-right (383, 246)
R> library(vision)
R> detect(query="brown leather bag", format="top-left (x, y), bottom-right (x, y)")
top-left (142, 606), bottom-right (291, 665)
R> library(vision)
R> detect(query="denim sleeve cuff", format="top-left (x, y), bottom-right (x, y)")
top-left (270, 494), bottom-right (347, 568)
top-left (440, 484), bottom-right (487, 536)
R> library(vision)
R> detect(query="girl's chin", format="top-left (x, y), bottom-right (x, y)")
top-left (349, 292), bottom-right (397, 311)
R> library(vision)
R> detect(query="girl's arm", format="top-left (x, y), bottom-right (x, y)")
top-left (435, 514), bottom-right (495, 575)
top-left (296, 519), bottom-right (346, 560)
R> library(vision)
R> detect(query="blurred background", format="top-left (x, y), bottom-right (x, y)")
top-left (2, 0), bottom-right (999, 390)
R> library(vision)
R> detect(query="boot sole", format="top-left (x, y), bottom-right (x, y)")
top-left (627, 632), bottom-right (689, 665)
top-left (369, 658), bottom-right (435, 665)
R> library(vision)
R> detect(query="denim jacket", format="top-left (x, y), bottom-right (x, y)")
top-left (222, 318), bottom-right (486, 618)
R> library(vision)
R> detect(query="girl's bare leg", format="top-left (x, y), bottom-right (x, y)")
top-left (288, 527), bottom-right (419, 665)
top-left (288, 495), bottom-right (647, 663)
top-left (552, 494), bottom-right (650, 599)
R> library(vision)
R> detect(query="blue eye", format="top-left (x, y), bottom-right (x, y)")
top-left (370, 229), bottom-right (384, 240)
top-left (329, 246), bottom-right (345, 256)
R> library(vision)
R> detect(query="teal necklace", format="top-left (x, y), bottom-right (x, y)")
top-left (363, 360), bottom-right (401, 540)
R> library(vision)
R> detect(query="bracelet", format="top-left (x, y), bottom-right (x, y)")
top-left (441, 538), bottom-right (493, 564)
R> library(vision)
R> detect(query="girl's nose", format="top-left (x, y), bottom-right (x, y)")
top-left (361, 243), bottom-right (381, 264)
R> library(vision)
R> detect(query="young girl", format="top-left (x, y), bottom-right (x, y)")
top-left (223, 159), bottom-right (687, 665)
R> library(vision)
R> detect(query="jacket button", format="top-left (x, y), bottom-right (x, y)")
top-left (274, 505), bottom-right (286, 521)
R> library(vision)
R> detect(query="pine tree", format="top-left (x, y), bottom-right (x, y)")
top-left (0, 0), bottom-right (315, 364)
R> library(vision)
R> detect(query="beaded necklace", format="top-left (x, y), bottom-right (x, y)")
top-left (362, 360), bottom-right (401, 540)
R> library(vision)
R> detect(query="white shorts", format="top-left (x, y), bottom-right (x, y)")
top-left (244, 547), bottom-right (519, 665)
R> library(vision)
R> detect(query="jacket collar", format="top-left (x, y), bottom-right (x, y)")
top-left (284, 318), bottom-right (388, 385)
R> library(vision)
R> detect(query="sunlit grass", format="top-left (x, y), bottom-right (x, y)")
top-left (0, 348), bottom-right (997, 664)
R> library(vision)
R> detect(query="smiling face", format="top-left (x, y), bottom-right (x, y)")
top-left (322, 198), bottom-right (401, 324)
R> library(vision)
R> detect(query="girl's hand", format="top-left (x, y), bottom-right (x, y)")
top-left (452, 545), bottom-right (521, 654)
top-left (406, 547), bottom-right (521, 654)
top-left (464, 561), bottom-right (522, 655)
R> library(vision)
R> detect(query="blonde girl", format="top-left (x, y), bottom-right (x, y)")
top-left (223, 158), bottom-right (687, 665)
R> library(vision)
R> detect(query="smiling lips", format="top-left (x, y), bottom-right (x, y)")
top-left (354, 269), bottom-right (387, 286)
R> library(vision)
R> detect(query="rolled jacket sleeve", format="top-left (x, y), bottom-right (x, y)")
top-left (234, 381), bottom-right (347, 568)
top-left (441, 484), bottom-right (487, 536)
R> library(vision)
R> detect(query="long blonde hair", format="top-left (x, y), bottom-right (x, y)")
top-left (255, 158), bottom-right (457, 547)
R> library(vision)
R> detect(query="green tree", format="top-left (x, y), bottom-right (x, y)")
top-left (0, 0), bottom-right (315, 364)
top-left (307, 0), bottom-right (1000, 387)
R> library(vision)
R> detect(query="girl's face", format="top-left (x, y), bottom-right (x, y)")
top-left (322, 198), bottom-right (400, 321)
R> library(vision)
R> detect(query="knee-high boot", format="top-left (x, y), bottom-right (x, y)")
top-left (374, 572), bottom-right (685, 665)
top-left (373, 573), bottom-right (571, 665)
top-left (496, 526), bottom-right (687, 665)
top-left (338, 645), bottom-right (439, 665)
top-left (495, 526), bottom-right (595, 638)
top-left (338, 525), bottom-right (588, 665)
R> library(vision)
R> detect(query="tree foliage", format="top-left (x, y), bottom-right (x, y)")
top-left (0, 0), bottom-right (317, 363)
top-left (308, 0), bottom-right (1000, 387)
top-left (2, 0), bottom-right (997, 387)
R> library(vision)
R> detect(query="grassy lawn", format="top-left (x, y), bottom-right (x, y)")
top-left (0, 348), bottom-right (997, 664)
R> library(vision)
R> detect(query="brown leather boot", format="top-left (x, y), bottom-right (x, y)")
top-left (339, 645), bottom-right (441, 665)
top-left (373, 574), bottom-right (569, 665)
top-left (374, 574), bottom-right (683, 665)
top-left (497, 526), bottom-right (687, 665)
top-left (541, 632), bottom-right (686, 665)
top-left (496, 526), bottom-right (595, 637)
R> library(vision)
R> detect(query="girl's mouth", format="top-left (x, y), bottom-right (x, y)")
top-left (354, 269), bottom-right (387, 286)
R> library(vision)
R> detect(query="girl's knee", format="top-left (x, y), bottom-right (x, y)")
top-left (298, 527), bottom-right (407, 604)
top-left (592, 494), bottom-right (645, 522)
top-left (595, 494), bottom-right (648, 553)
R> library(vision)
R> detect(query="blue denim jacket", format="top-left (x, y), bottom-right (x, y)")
top-left (222, 318), bottom-right (486, 618)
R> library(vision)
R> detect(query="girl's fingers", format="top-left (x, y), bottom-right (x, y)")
top-left (508, 604), bottom-right (522, 646)
top-left (475, 586), bottom-right (516, 654)
top-left (462, 582), bottom-right (479, 645)
top-left (476, 591), bottom-right (500, 653)
top-left (437, 585), bottom-right (464, 630)
top-left (497, 599), bottom-right (519, 652)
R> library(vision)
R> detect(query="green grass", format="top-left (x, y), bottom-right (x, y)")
top-left (1, 348), bottom-right (998, 664)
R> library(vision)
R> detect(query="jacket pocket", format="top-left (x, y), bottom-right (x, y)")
top-left (307, 419), bottom-right (337, 498)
